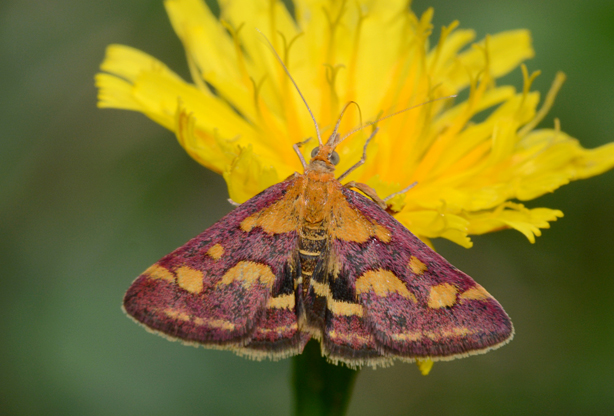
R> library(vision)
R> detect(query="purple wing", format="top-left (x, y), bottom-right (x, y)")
top-left (123, 178), bottom-right (309, 359)
top-left (318, 187), bottom-right (514, 367)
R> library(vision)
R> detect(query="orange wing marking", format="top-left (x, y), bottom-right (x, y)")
top-left (176, 266), bottom-right (204, 293)
top-left (217, 261), bottom-right (276, 289)
top-left (267, 294), bottom-right (295, 309)
top-left (355, 269), bottom-right (416, 302)
top-left (143, 264), bottom-right (174, 282)
top-left (206, 244), bottom-right (224, 260)
top-left (459, 285), bottom-right (492, 302)
top-left (408, 256), bottom-right (428, 275)
top-left (428, 283), bottom-right (458, 309)
top-left (329, 192), bottom-right (391, 243)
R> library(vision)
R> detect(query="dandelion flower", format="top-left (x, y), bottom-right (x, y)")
top-left (96, 0), bottom-right (614, 249)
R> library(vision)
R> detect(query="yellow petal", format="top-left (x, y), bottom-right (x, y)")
top-left (95, 73), bottom-right (140, 111)
top-left (396, 210), bottom-right (473, 248)
top-left (174, 104), bottom-right (237, 173)
top-left (366, 174), bottom-right (407, 212)
top-left (165, 0), bottom-right (240, 83)
top-left (96, 0), bottom-right (614, 247)
top-left (223, 145), bottom-right (282, 204)
top-left (416, 358), bottom-right (434, 376)
top-left (448, 30), bottom-right (534, 89)
top-left (467, 203), bottom-right (564, 243)
top-left (514, 130), bottom-right (614, 200)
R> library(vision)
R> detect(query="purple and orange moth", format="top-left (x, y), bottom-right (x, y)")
top-left (123, 40), bottom-right (513, 368)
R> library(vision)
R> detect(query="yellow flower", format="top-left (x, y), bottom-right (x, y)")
top-left (96, 0), bottom-right (614, 248)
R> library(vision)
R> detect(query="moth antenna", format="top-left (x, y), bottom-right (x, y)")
top-left (256, 28), bottom-right (323, 145)
top-left (338, 95), bottom-right (457, 144)
top-left (329, 101), bottom-right (362, 146)
top-left (337, 127), bottom-right (379, 182)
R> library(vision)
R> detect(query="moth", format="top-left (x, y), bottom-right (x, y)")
top-left (124, 133), bottom-right (514, 368)
top-left (123, 41), bottom-right (514, 369)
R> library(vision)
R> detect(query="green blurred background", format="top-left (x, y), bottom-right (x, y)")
top-left (1, 0), bottom-right (613, 415)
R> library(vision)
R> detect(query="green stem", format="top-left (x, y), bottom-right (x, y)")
top-left (292, 340), bottom-right (359, 416)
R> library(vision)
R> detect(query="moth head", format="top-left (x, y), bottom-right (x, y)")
top-left (309, 134), bottom-right (341, 171)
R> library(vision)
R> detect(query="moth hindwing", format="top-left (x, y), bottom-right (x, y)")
top-left (124, 134), bottom-right (513, 368)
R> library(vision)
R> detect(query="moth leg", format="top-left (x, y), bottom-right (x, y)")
top-left (336, 128), bottom-right (379, 182)
top-left (344, 181), bottom-right (387, 210)
top-left (293, 137), bottom-right (312, 169)
top-left (228, 198), bottom-right (241, 207)
top-left (383, 182), bottom-right (418, 201)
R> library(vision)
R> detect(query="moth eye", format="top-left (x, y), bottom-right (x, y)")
top-left (310, 147), bottom-right (320, 157)
top-left (329, 151), bottom-right (340, 165)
